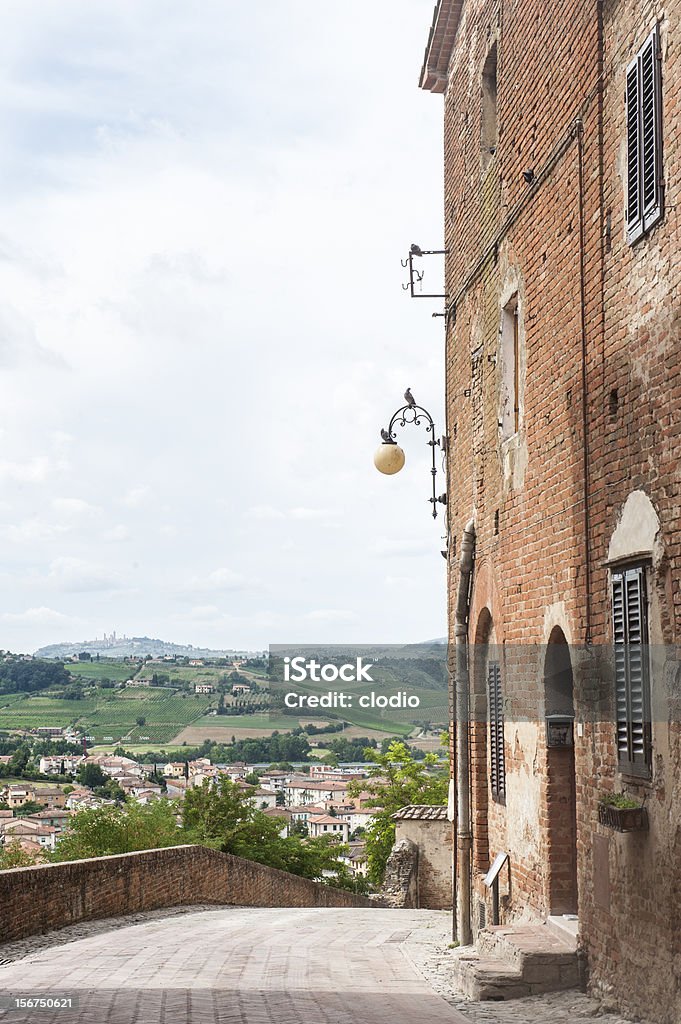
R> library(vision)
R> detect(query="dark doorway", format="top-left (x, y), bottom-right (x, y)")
top-left (544, 627), bottom-right (578, 916)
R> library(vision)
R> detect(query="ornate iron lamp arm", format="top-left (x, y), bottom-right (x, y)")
top-left (378, 394), bottom-right (447, 519)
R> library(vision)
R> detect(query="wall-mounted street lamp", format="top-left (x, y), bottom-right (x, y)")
top-left (374, 389), bottom-right (448, 519)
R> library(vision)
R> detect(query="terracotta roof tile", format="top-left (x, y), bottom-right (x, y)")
top-left (392, 804), bottom-right (449, 821)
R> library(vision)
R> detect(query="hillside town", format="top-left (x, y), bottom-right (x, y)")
top-left (0, 748), bottom-right (379, 882)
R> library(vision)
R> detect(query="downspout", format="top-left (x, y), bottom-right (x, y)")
top-left (455, 518), bottom-right (475, 946)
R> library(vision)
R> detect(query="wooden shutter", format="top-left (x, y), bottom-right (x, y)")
top-left (626, 58), bottom-right (641, 238)
top-left (488, 661), bottom-right (506, 802)
top-left (626, 26), bottom-right (663, 244)
top-left (611, 566), bottom-right (651, 774)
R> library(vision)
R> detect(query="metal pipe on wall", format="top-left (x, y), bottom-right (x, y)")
top-left (455, 518), bottom-right (476, 946)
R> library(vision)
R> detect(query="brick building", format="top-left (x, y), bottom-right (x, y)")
top-left (417, 2), bottom-right (681, 1021)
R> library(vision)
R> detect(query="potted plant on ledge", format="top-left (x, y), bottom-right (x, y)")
top-left (598, 793), bottom-right (648, 833)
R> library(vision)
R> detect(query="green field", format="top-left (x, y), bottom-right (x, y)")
top-left (164, 668), bottom-right (226, 683)
top-left (88, 743), bottom-right (191, 755)
top-left (192, 713), bottom-right (301, 731)
top-left (67, 662), bottom-right (134, 682)
top-left (0, 688), bottom-right (215, 744)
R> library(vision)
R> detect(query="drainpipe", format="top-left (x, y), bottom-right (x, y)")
top-left (455, 518), bottom-right (476, 946)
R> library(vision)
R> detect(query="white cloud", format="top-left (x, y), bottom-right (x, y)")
top-left (121, 487), bottom-right (151, 508)
top-left (250, 505), bottom-right (285, 521)
top-left (0, 456), bottom-right (52, 483)
top-left (47, 557), bottom-right (126, 593)
top-left (52, 497), bottom-right (99, 517)
top-left (187, 605), bottom-right (220, 621)
top-left (102, 524), bottom-right (131, 542)
top-left (249, 505), bottom-right (335, 523)
top-left (371, 538), bottom-right (433, 558)
top-left (305, 609), bottom-right (357, 622)
top-left (0, 518), bottom-right (69, 543)
top-left (289, 507), bottom-right (334, 522)
top-left (1, 606), bottom-right (72, 625)
top-left (183, 568), bottom-right (253, 596)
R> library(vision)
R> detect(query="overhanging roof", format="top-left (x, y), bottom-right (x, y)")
top-left (419, 0), bottom-right (464, 93)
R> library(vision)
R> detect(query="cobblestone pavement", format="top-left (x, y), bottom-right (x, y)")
top-left (404, 917), bottom-right (643, 1024)
top-left (0, 907), bottom-right (468, 1024)
top-left (0, 907), bottom-right (643, 1024)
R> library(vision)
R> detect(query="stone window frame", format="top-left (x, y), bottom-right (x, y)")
top-left (481, 41), bottom-right (498, 173)
top-left (498, 292), bottom-right (522, 441)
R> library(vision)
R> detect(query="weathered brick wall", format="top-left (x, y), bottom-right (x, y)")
top-left (576, 3), bottom-right (681, 1022)
top-left (394, 819), bottom-right (453, 910)
top-left (444, 0), bottom-right (601, 922)
top-left (0, 845), bottom-right (373, 944)
top-left (437, 0), bottom-right (681, 1019)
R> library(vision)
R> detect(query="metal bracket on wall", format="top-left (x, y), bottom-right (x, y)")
top-left (401, 243), bottom-right (449, 299)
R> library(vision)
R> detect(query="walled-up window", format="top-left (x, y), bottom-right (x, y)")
top-left (499, 294), bottom-right (520, 439)
top-left (481, 43), bottom-right (498, 171)
top-left (612, 565), bottom-right (652, 776)
top-left (488, 661), bottom-right (506, 803)
top-left (626, 25), bottom-right (663, 243)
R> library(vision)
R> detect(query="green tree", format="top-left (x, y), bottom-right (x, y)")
top-left (16, 799), bottom-right (45, 816)
top-left (348, 741), bottom-right (448, 885)
top-left (51, 800), bottom-right (183, 860)
top-left (77, 763), bottom-right (108, 789)
top-left (182, 778), bottom-right (350, 882)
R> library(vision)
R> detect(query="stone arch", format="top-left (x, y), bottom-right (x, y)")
top-left (608, 489), bottom-right (661, 564)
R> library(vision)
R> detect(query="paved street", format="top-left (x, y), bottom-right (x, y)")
top-left (0, 906), bottom-right (639, 1024)
top-left (0, 907), bottom-right (467, 1024)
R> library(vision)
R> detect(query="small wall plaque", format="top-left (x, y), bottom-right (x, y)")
top-left (546, 715), bottom-right (574, 748)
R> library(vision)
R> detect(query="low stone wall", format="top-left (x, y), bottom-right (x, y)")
top-left (0, 845), bottom-right (373, 943)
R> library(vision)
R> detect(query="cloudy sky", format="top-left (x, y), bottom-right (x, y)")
top-left (0, 1), bottom-right (447, 654)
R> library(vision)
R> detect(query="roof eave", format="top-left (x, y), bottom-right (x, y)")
top-left (419, 0), bottom-right (464, 94)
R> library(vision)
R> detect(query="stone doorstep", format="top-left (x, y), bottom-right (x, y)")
top-left (450, 950), bottom-right (530, 1001)
top-left (478, 923), bottom-right (576, 966)
top-left (452, 924), bottom-right (579, 1002)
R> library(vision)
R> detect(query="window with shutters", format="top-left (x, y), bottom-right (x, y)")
top-left (488, 661), bottom-right (506, 803)
top-left (611, 564), bottom-right (652, 776)
top-left (626, 25), bottom-right (664, 244)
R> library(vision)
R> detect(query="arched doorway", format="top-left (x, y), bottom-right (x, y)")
top-left (543, 627), bottom-right (577, 915)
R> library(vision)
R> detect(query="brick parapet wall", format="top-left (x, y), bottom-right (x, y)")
top-left (0, 845), bottom-right (373, 944)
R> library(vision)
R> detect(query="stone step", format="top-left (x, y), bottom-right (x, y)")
top-left (547, 913), bottom-right (579, 944)
top-left (452, 924), bottom-right (580, 1002)
top-left (450, 948), bottom-right (531, 1001)
top-left (478, 923), bottom-right (577, 968)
